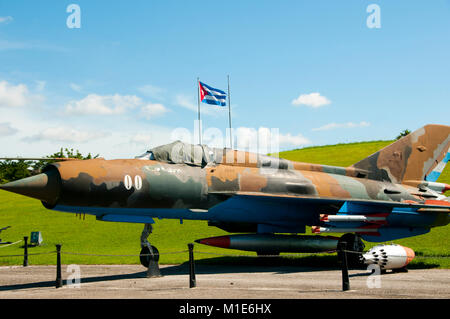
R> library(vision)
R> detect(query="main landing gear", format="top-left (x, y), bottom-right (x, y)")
top-left (338, 233), bottom-right (365, 269)
top-left (140, 223), bottom-right (160, 268)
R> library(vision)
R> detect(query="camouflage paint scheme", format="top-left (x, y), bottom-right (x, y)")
top-left (1, 124), bottom-right (450, 243)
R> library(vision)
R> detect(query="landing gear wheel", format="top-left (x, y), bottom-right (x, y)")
top-left (338, 233), bottom-right (365, 269)
top-left (140, 245), bottom-right (160, 268)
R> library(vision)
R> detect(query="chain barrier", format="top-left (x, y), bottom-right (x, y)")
top-left (0, 246), bottom-right (448, 259)
top-left (0, 251), bottom-right (56, 258)
top-left (0, 240), bottom-right (22, 249)
top-left (60, 250), bottom-right (189, 257)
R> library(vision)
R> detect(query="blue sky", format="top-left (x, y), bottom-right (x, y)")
top-left (0, 1), bottom-right (449, 159)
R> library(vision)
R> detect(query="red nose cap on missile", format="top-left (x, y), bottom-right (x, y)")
top-left (401, 246), bottom-right (415, 266)
top-left (195, 236), bottom-right (231, 248)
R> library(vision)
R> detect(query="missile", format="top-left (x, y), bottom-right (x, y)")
top-left (425, 182), bottom-right (450, 194)
top-left (312, 226), bottom-right (379, 235)
top-left (363, 244), bottom-right (415, 269)
top-left (195, 234), bottom-right (340, 253)
top-left (404, 180), bottom-right (450, 194)
top-left (320, 214), bottom-right (387, 224)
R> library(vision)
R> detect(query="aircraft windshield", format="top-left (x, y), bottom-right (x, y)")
top-left (148, 141), bottom-right (218, 166)
top-left (142, 140), bottom-right (291, 169)
top-left (135, 151), bottom-right (155, 160)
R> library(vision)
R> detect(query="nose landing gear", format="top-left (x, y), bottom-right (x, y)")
top-left (140, 223), bottom-right (160, 268)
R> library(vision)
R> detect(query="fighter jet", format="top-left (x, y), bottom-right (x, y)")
top-left (0, 124), bottom-right (449, 268)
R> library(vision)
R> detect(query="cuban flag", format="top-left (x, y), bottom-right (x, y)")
top-left (199, 81), bottom-right (227, 106)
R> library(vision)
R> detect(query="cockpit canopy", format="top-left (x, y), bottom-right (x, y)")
top-left (136, 141), bottom-right (221, 167)
top-left (136, 140), bottom-right (292, 169)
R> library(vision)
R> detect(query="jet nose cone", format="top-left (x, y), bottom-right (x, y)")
top-left (0, 168), bottom-right (60, 204)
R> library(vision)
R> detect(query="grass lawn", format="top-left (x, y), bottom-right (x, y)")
top-left (0, 140), bottom-right (449, 268)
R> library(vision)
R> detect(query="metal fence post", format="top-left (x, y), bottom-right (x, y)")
top-left (56, 244), bottom-right (63, 288)
top-left (23, 236), bottom-right (28, 267)
top-left (338, 241), bottom-right (350, 291)
top-left (188, 243), bottom-right (196, 288)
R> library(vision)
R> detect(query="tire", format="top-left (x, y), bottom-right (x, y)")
top-left (338, 233), bottom-right (365, 269)
top-left (140, 245), bottom-right (160, 268)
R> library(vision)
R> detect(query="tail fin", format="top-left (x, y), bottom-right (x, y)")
top-left (352, 124), bottom-right (450, 183)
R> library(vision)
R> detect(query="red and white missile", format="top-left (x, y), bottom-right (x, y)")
top-left (195, 234), bottom-right (340, 253)
top-left (320, 214), bottom-right (388, 224)
top-left (424, 182), bottom-right (450, 194)
top-left (362, 244), bottom-right (415, 269)
top-left (312, 225), bottom-right (380, 235)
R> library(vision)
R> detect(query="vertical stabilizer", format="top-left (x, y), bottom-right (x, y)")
top-left (352, 124), bottom-right (450, 183)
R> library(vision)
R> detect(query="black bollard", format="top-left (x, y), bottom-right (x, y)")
top-left (188, 243), bottom-right (196, 288)
top-left (338, 242), bottom-right (350, 291)
top-left (56, 244), bottom-right (63, 288)
top-left (23, 236), bottom-right (28, 267)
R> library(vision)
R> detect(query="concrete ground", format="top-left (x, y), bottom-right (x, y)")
top-left (0, 264), bottom-right (448, 299)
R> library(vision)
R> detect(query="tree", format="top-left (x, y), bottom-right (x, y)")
top-left (31, 148), bottom-right (99, 173)
top-left (0, 160), bottom-right (33, 184)
top-left (396, 129), bottom-right (411, 140)
top-left (0, 148), bottom-right (99, 183)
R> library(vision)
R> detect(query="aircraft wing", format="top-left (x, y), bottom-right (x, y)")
top-left (51, 190), bottom-right (449, 242)
top-left (207, 192), bottom-right (450, 242)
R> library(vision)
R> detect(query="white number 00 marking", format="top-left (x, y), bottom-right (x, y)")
top-left (124, 175), bottom-right (142, 190)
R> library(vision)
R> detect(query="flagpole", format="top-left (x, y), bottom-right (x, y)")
top-left (227, 75), bottom-right (233, 149)
top-left (197, 77), bottom-right (202, 145)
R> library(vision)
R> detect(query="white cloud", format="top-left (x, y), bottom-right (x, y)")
top-left (140, 103), bottom-right (169, 119)
top-left (130, 133), bottom-right (152, 145)
top-left (175, 94), bottom-right (197, 112)
top-left (0, 122), bottom-right (18, 137)
top-left (312, 121), bottom-right (371, 131)
top-left (292, 92), bottom-right (331, 108)
top-left (0, 80), bottom-right (42, 108)
top-left (35, 81), bottom-right (46, 92)
top-left (0, 16), bottom-right (13, 24)
top-left (278, 132), bottom-right (311, 146)
top-left (70, 83), bottom-right (82, 92)
top-left (23, 127), bottom-right (110, 143)
top-left (235, 127), bottom-right (310, 153)
top-left (138, 84), bottom-right (165, 100)
top-left (65, 94), bottom-right (142, 115)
